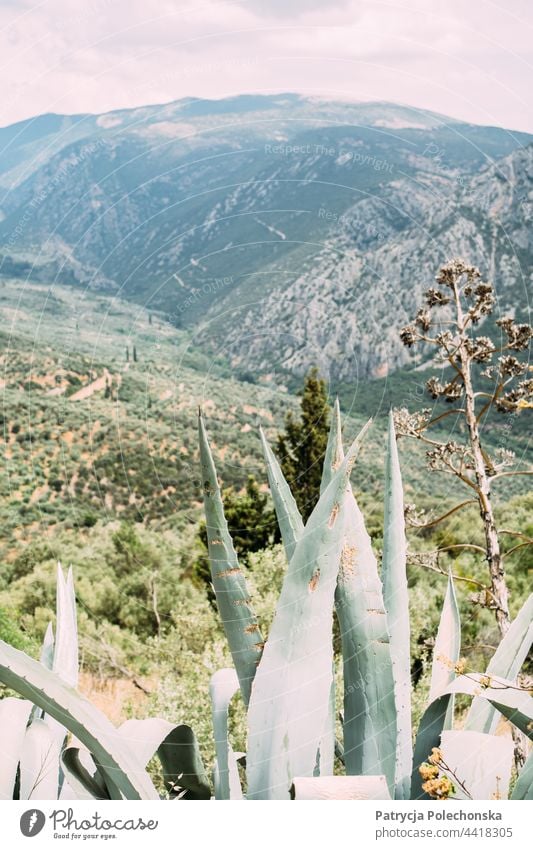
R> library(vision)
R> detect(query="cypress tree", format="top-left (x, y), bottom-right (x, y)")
top-left (276, 367), bottom-right (330, 521)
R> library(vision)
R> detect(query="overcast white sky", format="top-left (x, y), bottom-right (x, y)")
top-left (1, 0), bottom-right (532, 131)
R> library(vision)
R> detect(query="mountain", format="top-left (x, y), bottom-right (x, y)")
top-left (1, 93), bottom-right (531, 381)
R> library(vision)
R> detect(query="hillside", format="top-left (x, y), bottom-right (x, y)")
top-left (1, 94), bottom-right (531, 383)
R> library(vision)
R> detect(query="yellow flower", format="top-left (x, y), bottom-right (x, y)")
top-left (455, 657), bottom-right (467, 674)
top-left (428, 747), bottom-right (442, 765)
top-left (422, 776), bottom-right (455, 799)
top-left (480, 675), bottom-right (492, 689)
top-left (419, 763), bottom-right (439, 780)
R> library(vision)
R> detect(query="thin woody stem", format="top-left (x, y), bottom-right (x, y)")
top-left (411, 558), bottom-right (493, 595)
top-left (451, 276), bottom-right (510, 635)
top-left (408, 499), bottom-right (477, 529)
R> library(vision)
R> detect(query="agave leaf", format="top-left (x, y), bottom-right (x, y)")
top-left (0, 697), bottom-right (33, 799)
top-left (62, 747), bottom-right (110, 799)
top-left (291, 775), bottom-right (391, 800)
top-left (246, 432), bottom-right (367, 799)
top-left (40, 622), bottom-right (55, 670)
top-left (157, 724), bottom-right (211, 800)
top-left (58, 779), bottom-right (84, 800)
top-left (0, 640), bottom-right (159, 800)
top-left (260, 427), bottom-right (303, 561)
top-left (511, 748), bottom-right (533, 800)
top-left (119, 717), bottom-right (176, 766)
top-left (210, 668), bottom-right (242, 800)
top-left (429, 568), bottom-right (461, 729)
top-left (323, 411), bottom-right (397, 793)
top-left (315, 667), bottom-right (335, 777)
top-left (440, 730), bottom-right (514, 800)
top-left (338, 489), bottom-right (398, 794)
top-left (465, 593), bottom-right (533, 735)
top-left (45, 566), bottom-right (79, 750)
top-left (320, 402), bottom-right (370, 494)
top-left (411, 673), bottom-right (533, 799)
top-left (53, 564), bottom-right (78, 688)
top-left (198, 413), bottom-right (264, 706)
top-left (319, 398), bottom-right (344, 494)
top-left (381, 411), bottom-right (412, 799)
top-left (19, 719), bottom-right (61, 800)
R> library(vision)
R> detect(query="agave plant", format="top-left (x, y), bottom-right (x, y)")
top-left (199, 405), bottom-right (533, 800)
top-left (0, 404), bottom-right (530, 801)
top-left (0, 565), bottom-right (210, 800)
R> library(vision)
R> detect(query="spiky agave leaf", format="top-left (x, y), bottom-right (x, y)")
top-left (321, 407), bottom-right (397, 792)
top-left (465, 593), bottom-right (533, 735)
top-left (259, 426), bottom-right (303, 562)
top-left (119, 719), bottom-right (210, 800)
top-left (198, 413), bottom-right (264, 706)
top-left (39, 622), bottom-right (54, 670)
top-left (246, 432), bottom-right (367, 799)
top-left (61, 748), bottom-right (110, 800)
top-left (210, 668), bottom-right (243, 800)
top-left (428, 568), bottom-right (461, 729)
top-left (53, 565), bottom-right (78, 689)
top-left (0, 640), bottom-right (159, 800)
top-left (43, 565), bottom-right (79, 753)
top-left (319, 398), bottom-right (344, 495)
top-left (381, 410), bottom-right (412, 799)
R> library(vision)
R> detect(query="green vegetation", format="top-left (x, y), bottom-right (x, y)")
top-left (0, 273), bottom-right (531, 801)
top-left (1, 402), bottom-right (530, 800)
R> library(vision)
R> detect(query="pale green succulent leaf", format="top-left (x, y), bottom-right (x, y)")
top-left (0, 639), bottom-right (159, 800)
top-left (53, 564), bottom-right (78, 689)
top-left (199, 413), bottom-right (264, 705)
top-left (19, 718), bottom-right (61, 800)
top-left (119, 718), bottom-right (175, 767)
top-left (260, 426), bottom-right (303, 562)
top-left (246, 431), bottom-right (369, 799)
top-left (210, 668), bottom-right (242, 800)
top-left (465, 593), bottom-right (533, 734)
top-left (382, 410), bottom-right (412, 800)
top-left (315, 667), bottom-right (335, 777)
top-left (429, 568), bottom-right (461, 729)
top-left (40, 622), bottom-right (55, 670)
top-left (0, 697), bottom-right (33, 799)
top-left (320, 398), bottom-right (344, 494)
top-left (338, 487), bottom-right (397, 795)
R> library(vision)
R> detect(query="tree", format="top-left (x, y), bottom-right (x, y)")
top-left (193, 475), bottom-right (278, 598)
top-left (396, 258), bottom-right (533, 637)
top-left (276, 367), bottom-right (330, 521)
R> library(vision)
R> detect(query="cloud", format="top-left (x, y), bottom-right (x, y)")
top-left (0, 0), bottom-right (532, 131)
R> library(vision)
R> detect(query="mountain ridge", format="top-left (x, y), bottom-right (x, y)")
top-left (1, 94), bottom-right (531, 381)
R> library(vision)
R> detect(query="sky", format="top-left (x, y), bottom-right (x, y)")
top-left (1, 0), bottom-right (532, 131)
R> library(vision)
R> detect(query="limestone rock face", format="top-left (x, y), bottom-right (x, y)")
top-left (1, 94), bottom-right (530, 380)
